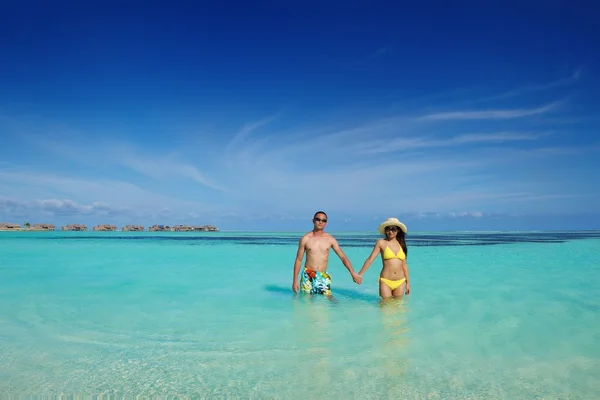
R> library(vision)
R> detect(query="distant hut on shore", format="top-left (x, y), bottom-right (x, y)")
top-left (0, 222), bottom-right (21, 230)
top-left (172, 225), bottom-right (193, 232)
top-left (32, 223), bottom-right (56, 231)
top-left (122, 225), bottom-right (145, 232)
top-left (188, 224), bottom-right (219, 231)
top-left (61, 224), bottom-right (88, 231)
top-left (147, 224), bottom-right (218, 232)
top-left (201, 225), bottom-right (219, 232)
top-left (148, 224), bottom-right (169, 231)
top-left (92, 224), bottom-right (117, 231)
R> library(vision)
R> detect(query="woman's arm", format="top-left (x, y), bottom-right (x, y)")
top-left (402, 258), bottom-right (410, 294)
top-left (358, 241), bottom-right (381, 276)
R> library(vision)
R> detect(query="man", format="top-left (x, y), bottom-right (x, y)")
top-left (292, 211), bottom-right (362, 296)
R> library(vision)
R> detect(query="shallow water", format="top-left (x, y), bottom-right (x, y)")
top-left (1, 231), bottom-right (599, 398)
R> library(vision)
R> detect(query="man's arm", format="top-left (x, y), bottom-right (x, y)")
top-left (331, 237), bottom-right (362, 284)
top-left (292, 236), bottom-right (307, 293)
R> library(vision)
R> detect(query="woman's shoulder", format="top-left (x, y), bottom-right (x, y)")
top-left (374, 239), bottom-right (386, 247)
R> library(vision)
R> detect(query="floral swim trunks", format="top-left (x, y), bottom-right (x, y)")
top-left (300, 268), bottom-right (332, 296)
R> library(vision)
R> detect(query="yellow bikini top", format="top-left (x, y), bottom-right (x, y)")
top-left (382, 245), bottom-right (406, 260)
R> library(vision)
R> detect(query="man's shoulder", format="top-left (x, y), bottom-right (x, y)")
top-left (300, 231), bottom-right (314, 240)
top-left (325, 232), bottom-right (338, 243)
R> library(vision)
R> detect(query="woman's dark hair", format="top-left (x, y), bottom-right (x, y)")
top-left (396, 229), bottom-right (408, 256)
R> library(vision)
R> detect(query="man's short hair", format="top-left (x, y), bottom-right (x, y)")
top-left (313, 211), bottom-right (327, 219)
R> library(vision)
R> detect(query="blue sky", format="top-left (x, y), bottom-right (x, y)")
top-left (1, 2), bottom-right (599, 231)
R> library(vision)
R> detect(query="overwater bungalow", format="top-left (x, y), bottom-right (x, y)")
top-left (171, 225), bottom-right (194, 232)
top-left (147, 224), bottom-right (219, 232)
top-left (121, 225), bottom-right (145, 232)
top-left (0, 222), bottom-right (21, 231)
top-left (199, 225), bottom-right (219, 232)
top-left (92, 224), bottom-right (117, 231)
top-left (61, 224), bottom-right (88, 231)
top-left (148, 224), bottom-right (169, 232)
top-left (31, 223), bottom-right (56, 231)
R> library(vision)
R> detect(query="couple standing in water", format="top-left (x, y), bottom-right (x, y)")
top-left (291, 211), bottom-right (411, 299)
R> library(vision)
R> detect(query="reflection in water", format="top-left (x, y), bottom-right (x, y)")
top-left (378, 297), bottom-right (410, 395)
top-left (292, 294), bottom-right (332, 396)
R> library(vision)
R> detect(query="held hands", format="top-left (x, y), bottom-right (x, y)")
top-left (351, 272), bottom-right (362, 285)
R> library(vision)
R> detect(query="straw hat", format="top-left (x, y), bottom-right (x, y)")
top-left (378, 217), bottom-right (407, 235)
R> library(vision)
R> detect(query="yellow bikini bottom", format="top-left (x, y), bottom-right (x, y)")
top-left (379, 277), bottom-right (406, 291)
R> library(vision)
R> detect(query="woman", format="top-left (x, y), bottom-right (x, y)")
top-left (358, 217), bottom-right (411, 299)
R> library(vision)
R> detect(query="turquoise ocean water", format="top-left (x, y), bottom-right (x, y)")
top-left (1, 230), bottom-right (599, 399)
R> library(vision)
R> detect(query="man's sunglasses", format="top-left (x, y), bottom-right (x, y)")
top-left (314, 218), bottom-right (327, 223)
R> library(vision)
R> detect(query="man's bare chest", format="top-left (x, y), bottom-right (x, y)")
top-left (306, 241), bottom-right (331, 254)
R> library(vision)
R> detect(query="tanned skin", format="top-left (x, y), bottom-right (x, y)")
top-left (292, 212), bottom-right (362, 293)
top-left (358, 225), bottom-right (411, 299)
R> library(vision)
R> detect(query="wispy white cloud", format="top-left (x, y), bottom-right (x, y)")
top-left (37, 199), bottom-right (133, 216)
top-left (449, 211), bottom-right (483, 218)
top-left (0, 170), bottom-right (208, 210)
top-left (219, 116), bottom-right (413, 172)
top-left (219, 98), bottom-right (564, 171)
top-left (211, 102), bottom-right (596, 218)
top-left (0, 194), bottom-right (229, 226)
top-left (368, 47), bottom-right (389, 59)
top-left (474, 67), bottom-right (583, 103)
top-left (12, 130), bottom-right (224, 192)
top-left (527, 145), bottom-right (600, 156)
top-left (218, 152), bottom-right (514, 216)
top-left (416, 100), bottom-right (563, 121)
top-left (2, 74), bottom-right (596, 228)
top-left (0, 197), bottom-right (141, 221)
top-left (452, 132), bottom-right (545, 143)
top-left (355, 131), bottom-right (546, 155)
top-left (116, 148), bottom-right (225, 191)
top-left (470, 143), bottom-right (599, 163)
top-left (225, 114), bottom-right (279, 153)
top-left (218, 111), bottom-right (566, 171)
